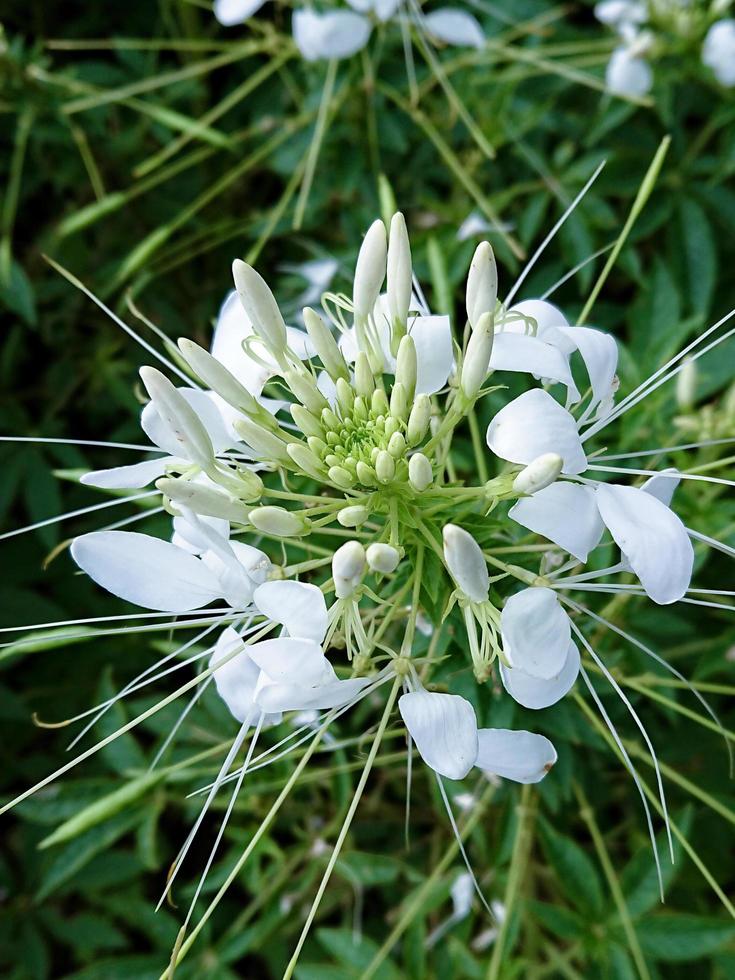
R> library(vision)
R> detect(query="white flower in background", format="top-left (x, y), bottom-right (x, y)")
top-left (214, 0), bottom-right (485, 61)
top-left (605, 45), bottom-right (653, 97)
top-left (702, 18), bottom-right (735, 86)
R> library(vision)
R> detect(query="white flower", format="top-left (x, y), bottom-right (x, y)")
top-left (422, 8), bottom-right (485, 49)
top-left (702, 19), bottom-right (735, 87)
top-left (293, 9), bottom-right (373, 61)
top-left (213, 0), bottom-right (269, 27)
top-left (605, 46), bottom-right (653, 97)
top-left (399, 688), bottom-right (557, 783)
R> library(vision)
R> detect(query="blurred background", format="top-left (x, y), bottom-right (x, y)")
top-left (1, 1), bottom-right (735, 977)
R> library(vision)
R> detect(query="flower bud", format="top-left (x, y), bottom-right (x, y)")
top-left (676, 356), bottom-right (697, 411)
top-left (387, 431), bottom-right (406, 458)
top-left (366, 542), bottom-right (400, 574)
top-left (291, 404), bottom-right (324, 439)
top-left (156, 477), bottom-right (255, 520)
top-left (178, 338), bottom-right (262, 420)
top-left (460, 312), bottom-right (494, 400)
top-left (375, 449), bottom-right (396, 484)
top-left (442, 524), bottom-right (489, 603)
top-left (329, 465), bottom-right (355, 489)
top-left (232, 260), bottom-right (287, 361)
top-left (354, 352), bottom-right (375, 398)
top-left (353, 219), bottom-right (387, 319)
top-left (234, 417), bottom-right (291, 465)
top-left (337, 505), bottom-right (369, 528)
top-left (139, 366), bottom-right (214, 470)
top-left (371, 387), bottom-right (389, 415)
top-left (284, 368), bottom-right (329, 416)
top-left (407, 393), bottom-right (431, 446)
top-left (512, 453), bottom-right (563, 495)
top-left (249, 506), bottom-right (310, 537)
top-left (390, 381), bottom-right (408, 421)
top-left (395, 334), bottom-right (417, 401)
top-left (408, 452), bottom-right (432, 492)
top-left (303, 307), bottom-right (349, 381)
top-left (387, 212), bottom-right (412, 330)
top-left (356, 461), bottom-right (377, 485)
top-left (466, 241), bottom-right (497, 330)
top-left (335, 377), bottom-right (354, 415)
top-left (333, 540), bottom-right (366, 599)
top-left (286, 442), bottom-right (327, 481)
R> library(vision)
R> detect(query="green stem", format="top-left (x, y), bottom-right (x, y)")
top-left (468, 408), bottom-right (489, 483)
top-left (293, 58), bottom-right (338, 230)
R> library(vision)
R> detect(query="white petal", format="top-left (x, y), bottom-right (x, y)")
top-left (559, 326), bottom-right (618, 411)
top-left (172, 514), bottom-right (230, 554)
top-left (210, 628), bottom-right (260, 722)
top-left (486, 389), bottom-right (587, 475)
top-left (293, 10), bottom-right (372, 61)
top-left (80, 456), bottom-right (170, 489)
top-left (141, 388), bottom-right (234, 457)
top-left (409, 315), bottom-right (454, 395)
top-left (442, 524), bottom-right (489, 603)
top-left (605, 48), bottom-right (652, 98)
top-left (247, 637), bottom-right (328, 686)
top-left (506, 298), bottom-right (571, 334)
top-left (641, 468), bottom-right (680, 508)
top-left (399, 690), bottom-right (478, 780)
top-left (475, 729), bottom-right (557, 783)
top-left (230, 541), bottom-right (272, 585)
top-left (510, 481), bottom-right (604, 562)
top-left (256, 675), bottom-right (371, 712)
top-left (71, 531), bottom-right (221, 612)
top-left (501, 587), bottom-right (570, 679)
top-left (214, 0), bottom-right (268, 26)
top-left (703, 20), bottom-right (735, 87)
top-left (253, 581), bottom-right (328, 643)
top-left (490, 333), bottom-right (579, 399)
top-left (423, 9), bottom-right (485, 48)
top-left (595, 483), bottom-right (693, 603)
top-left (201, 549), bottom-right (256, 609)
top-left (345, 0), bottom-right (401, 21)
top-left (211, 291), bottom-right (272, 394)
top-left (317, 369), bottom-right (338, 407)
top-left (500, 641), bottom-right (580, 710)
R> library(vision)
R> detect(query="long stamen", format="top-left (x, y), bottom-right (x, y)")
top-left (0, 490), bottom-right (158, 542)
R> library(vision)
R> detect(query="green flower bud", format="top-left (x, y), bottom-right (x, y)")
top-left (408, 452), bottom-right (433, 492)
top-left (356, 461), bottom-right (377, 485)
top-left (366, 542), bottom-right (401, 574)
top-left (303, 306), bottom-right (349, 381)
top-left (387, 212), bottom-right (412, 339)
top-left (371, 387), bottom-right (390, 415)
top-left (375, 449), bottom-right (396, 484)
top-left (337, 505), bottom-right (370, 528)
top-left (139, 366), bottom-right (214, 470)
top-left (335, 377), bottom-right (354, 415)
top-left (353, 219), bottom-right (387, 319)
top-left (329, 465), bottom-right (356, 489)
top-left (465, 241), bottom-right (497, 330)
top-left (291, 404), bottom-right (324, 440)
top-left (460, 312), bottom-right (494, 401)
top-left (387, 431), bottom-right (406, 458)
top-left (232, 259), bottom-right (287, 361)
top-left (307, 435), bottom-right (327, 456)
top-left (234, 417), bottom-right (291, 465)
top-left (395, 334), bottom-right (417, 401)
top-left (249, 506), bottom-right (310, 537)
top-left (389, 382), bottom-right (407, 421)
top-left (333, 540), bottom-right (367, 599)
top-left (284, 369), bottom-right (329, 416)
top-left (407, 393), bottom-right (431, 446)
top-left (512, 453), bottom-right (563, 495)
top-left (156, 477), bottom-right (254, 521)
top-left (287, 442), bottom-right (327, 481)
top-left (355, 352), bottom-right (375, 398)
top-left (177, 338), bottom-right (264, 422)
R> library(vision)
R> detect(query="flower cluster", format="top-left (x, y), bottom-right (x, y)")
top-left (12, 208), bottom-right (729, 969)
top-left (214, 0), bottom-right (485, 60)
top-left (595, 0), bottom-right (735, 96)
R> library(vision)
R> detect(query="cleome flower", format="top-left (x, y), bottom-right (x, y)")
top-left (4, 205), bottom-right (734, 975)
top-left (595, 0), bottom-right (735, 96)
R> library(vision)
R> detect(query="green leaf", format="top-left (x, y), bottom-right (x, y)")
top-left (678, 198), bottom-right (717, 318)
top-left (315, 928), bottom-right (403, 979)
top-left (538, 818), bottom-right (605, 918)
top-left (637, 914), bottom-right (735, 962)
top-left (0, 258), bottom-right (37, 325)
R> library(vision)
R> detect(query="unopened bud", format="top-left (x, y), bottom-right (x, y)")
top-left (156, 477), bottom-right (255, 520)
top-left (387, 431), bottom-right (406, 458)
top-left (335, 377), bottom-right (354, 415)
top-left (676, 356), bottom-right (697, 411)
top-left (178, 338), bottom-right (262, 420)
top-left (303, 307), bottom-right (349, 381)
top-left (356, 461), bottom-right (377, 485)
top-left (355, 352), bottom-right (375, 398)
top-left (371, 388), bottom-right (389, 415)
top-left (284, 368), bottom-right (329, 416)
top-left (442, 524), bottom-right (489, 603)
top-left (291, 404), bottom-right (324, 439)
top-left (249, 506), bottom-right (310, 537)
top-left (333, 540), bottom-right (366, 599)
top-left (329, 465), bottom-right (356, 489)
top-left (390, 381), bottom-right (408, 421)
top-left (512, 453), bottom-right (563, 495)
top-left (375, 449), bottom-right (396, 484)
top-left (353, 219), bottom-right (387, 319)
top-left (232, 260), bottom-right (287, 360)
top-left (387, 212), bottom-right (412, 333)
top-left (366, 543), bottom-right (400, 574)
top-left (408, 452), bottom-right (432, 491)
top-left (234, 417), bottom-right (291, 465)
top-left (466, 241), bottom-right (497, 330)
top-left (460, 312), bottom-right (494, 400)
top-left (407, 394), bottom-right (431, 446)
top-left (287, 442), bottom-right (327, 481)
top-left (395, 334), bottom-right (417, 401)
top-left (140, 366), bottom-right (214, 470)
top-left (338, 505), bottom-right (369, 528)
